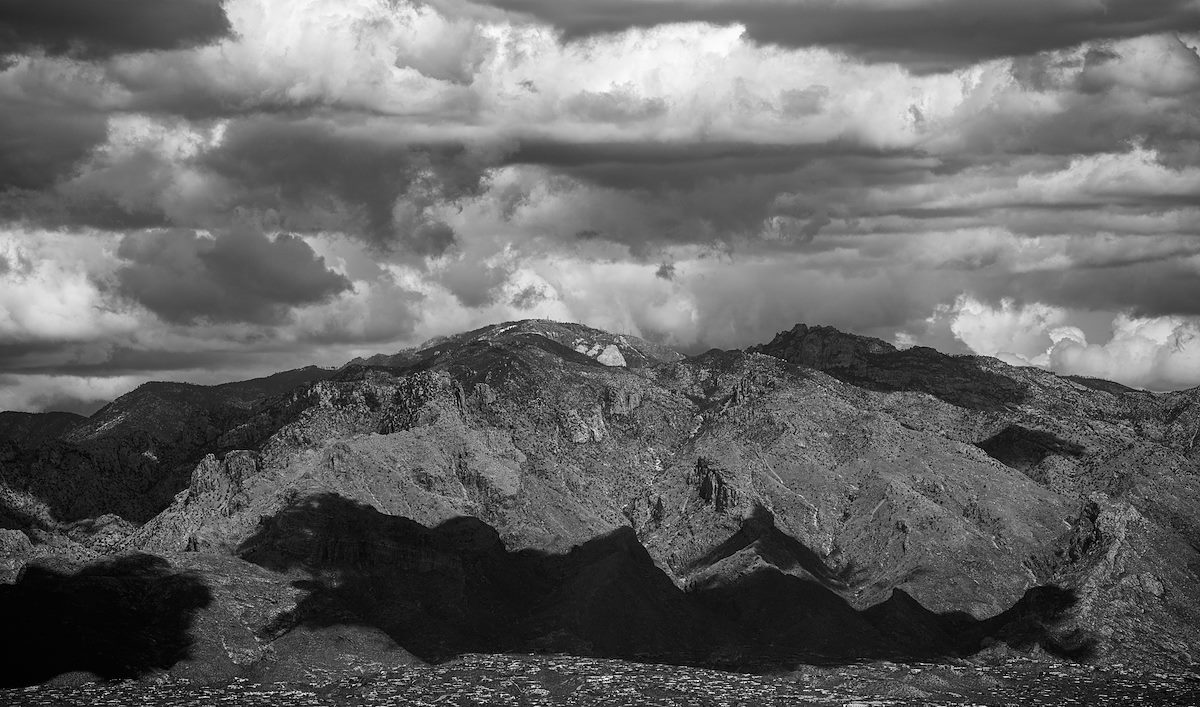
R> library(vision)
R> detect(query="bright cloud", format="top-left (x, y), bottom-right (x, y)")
top-left (933, 295), bottom-right (1200, 390)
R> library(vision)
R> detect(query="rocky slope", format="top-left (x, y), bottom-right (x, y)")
top-left (1, 318), bottom-right (1198, 685)
top-left (0, 367), bottom-right (334, 533)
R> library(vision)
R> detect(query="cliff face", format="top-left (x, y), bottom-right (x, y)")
top-left (2, 319), bottom-right (1199, 678)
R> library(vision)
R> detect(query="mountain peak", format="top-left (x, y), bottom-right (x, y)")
top-left (349, 318), bottom-right (685, 371)
top-left (750, 322), bottom-right (897, 369)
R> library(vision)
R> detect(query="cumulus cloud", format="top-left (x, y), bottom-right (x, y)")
top-left (1049, 316), bottom-right (1200, 390)
top-left (929, 295), bottom-right (1200, 390)
top-left (941, 295), bottom-right (1070, 365)
top-left (115, 228), bottom-right (352, 324)
top-left (0, 230), bottom-right (137, 347)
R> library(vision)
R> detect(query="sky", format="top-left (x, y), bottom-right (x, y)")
top-left (1, 0), bottom-right (1199, 413)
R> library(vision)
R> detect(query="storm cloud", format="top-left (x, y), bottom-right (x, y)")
top-left (0, 100), bottom-right (107, 190)
top-left (115, 228), bottom-right (352, 324)
top-left (0, 0), bottom-right (231, 60)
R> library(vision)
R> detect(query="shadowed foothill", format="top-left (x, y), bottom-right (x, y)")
top-left (237, 492), bottom-right (1093, 671)
top-left (976, 425), bottom-right (1087, 473)
top-left (0, 554), bottom-right (212, 688)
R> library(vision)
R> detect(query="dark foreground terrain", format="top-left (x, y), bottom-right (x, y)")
top-left (5, 654), bottom-right (1198, 707)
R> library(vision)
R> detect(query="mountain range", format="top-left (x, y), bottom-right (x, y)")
top-left (1, 319), bottom-right (1198, 686)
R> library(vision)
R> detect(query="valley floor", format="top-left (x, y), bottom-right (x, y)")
top-left (4, 654), bottom-right (1198, 707)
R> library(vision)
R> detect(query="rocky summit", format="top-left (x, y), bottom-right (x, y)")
top-left (1, 319), bottom-right (1199, 696)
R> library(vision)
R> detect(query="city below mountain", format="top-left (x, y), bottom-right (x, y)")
top-left (2, 319), bottom-right (1198, 702)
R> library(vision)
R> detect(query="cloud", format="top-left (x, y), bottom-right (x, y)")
top-left (942, 295), bottom-right (1069, 364)
top-left (115, 227), bottom-right (352, 324)
top-left (1048, 315), bottom-right (1200, 390)
top-left (8, 111), bottom-right (496, 250)
top-left (509, 284), bottom-right (547, 309)
top-left (564, 86), bottom-right (669, 123)
top-left (48, 114), bottom-right (227, 230)
top-left (0, 0), bottom-right (231, 60)
top-left (0, 99), bottom-right (107, 190)
top-left (484, 0), bottom-right (1200, 71)
top-left (197, 118), bottom-right (493, 250)
top-left (929, 295), bottom-right (1200, 390)
top-left (436, 256), bottom-right (512, 308)
top-left (0, 373), bottom-right (139, 415)
top-left (1001, 256), bottom-right (1200, 320)
top-left (0, 230), bottom-right (138, 347)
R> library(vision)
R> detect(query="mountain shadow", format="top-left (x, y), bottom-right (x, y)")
top-left (237, 493), bottom-right (1093, 671)
top-left (684, 505), bottom-right (855, 589)
top-left (239, 492), bottom-right (727, 665)
top-left (976, 425), bottom-right (1086, 474)
top-left (684, 504), bottom-right (1093, 666)
top-left (0, 554), bottom-right (212, 687)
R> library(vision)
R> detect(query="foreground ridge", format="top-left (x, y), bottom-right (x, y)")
top-left (11, 653), bottom-right (1200, 707)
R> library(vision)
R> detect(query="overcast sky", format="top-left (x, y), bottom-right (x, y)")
top-left (1, 0), bottom-right (1199, 413)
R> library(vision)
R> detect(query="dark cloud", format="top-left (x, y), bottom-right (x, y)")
top-left (487, 0), bottom-right (1200, 71)
top-left (0, 0), bottom-right (231, 60)
top-left (27, 391), bottom-right (107, 416)
top-left (103, 55), bottom-right (336, 120)
top-left (504, 145), bottom-right (935, 256)
top-left (115, 228), bottom-right (352, 325)
top-left (0, 340), bottom-right (108, 375)
top-left (0, 99), bottom-right (107, 190)
top-left (3, 343), bottom-right (318, 376)
top-left (655, 262), bottom-right (676, 280)
top-left (439, 258), bottom-right (512, 308)
top-left (2, 115), bottom-right (502, 251)
top-left (509, 284), bottom-right (546, 309)
top-left (963, 91), bottom-right (1200, 160)
top-left (200, 119), bottom-right (494, 252)
top-left (0, 341), bottom-right (223, 375)
top-left (1001, 261), bottom-right (1200, 319)
top-left (500, 140), bottom-right (931, 255)
top-left (504, 140), bottom-right (904, 189)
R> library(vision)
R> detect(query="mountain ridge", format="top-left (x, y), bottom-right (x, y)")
top-left (2, 318), bottom-right (1199, 685)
